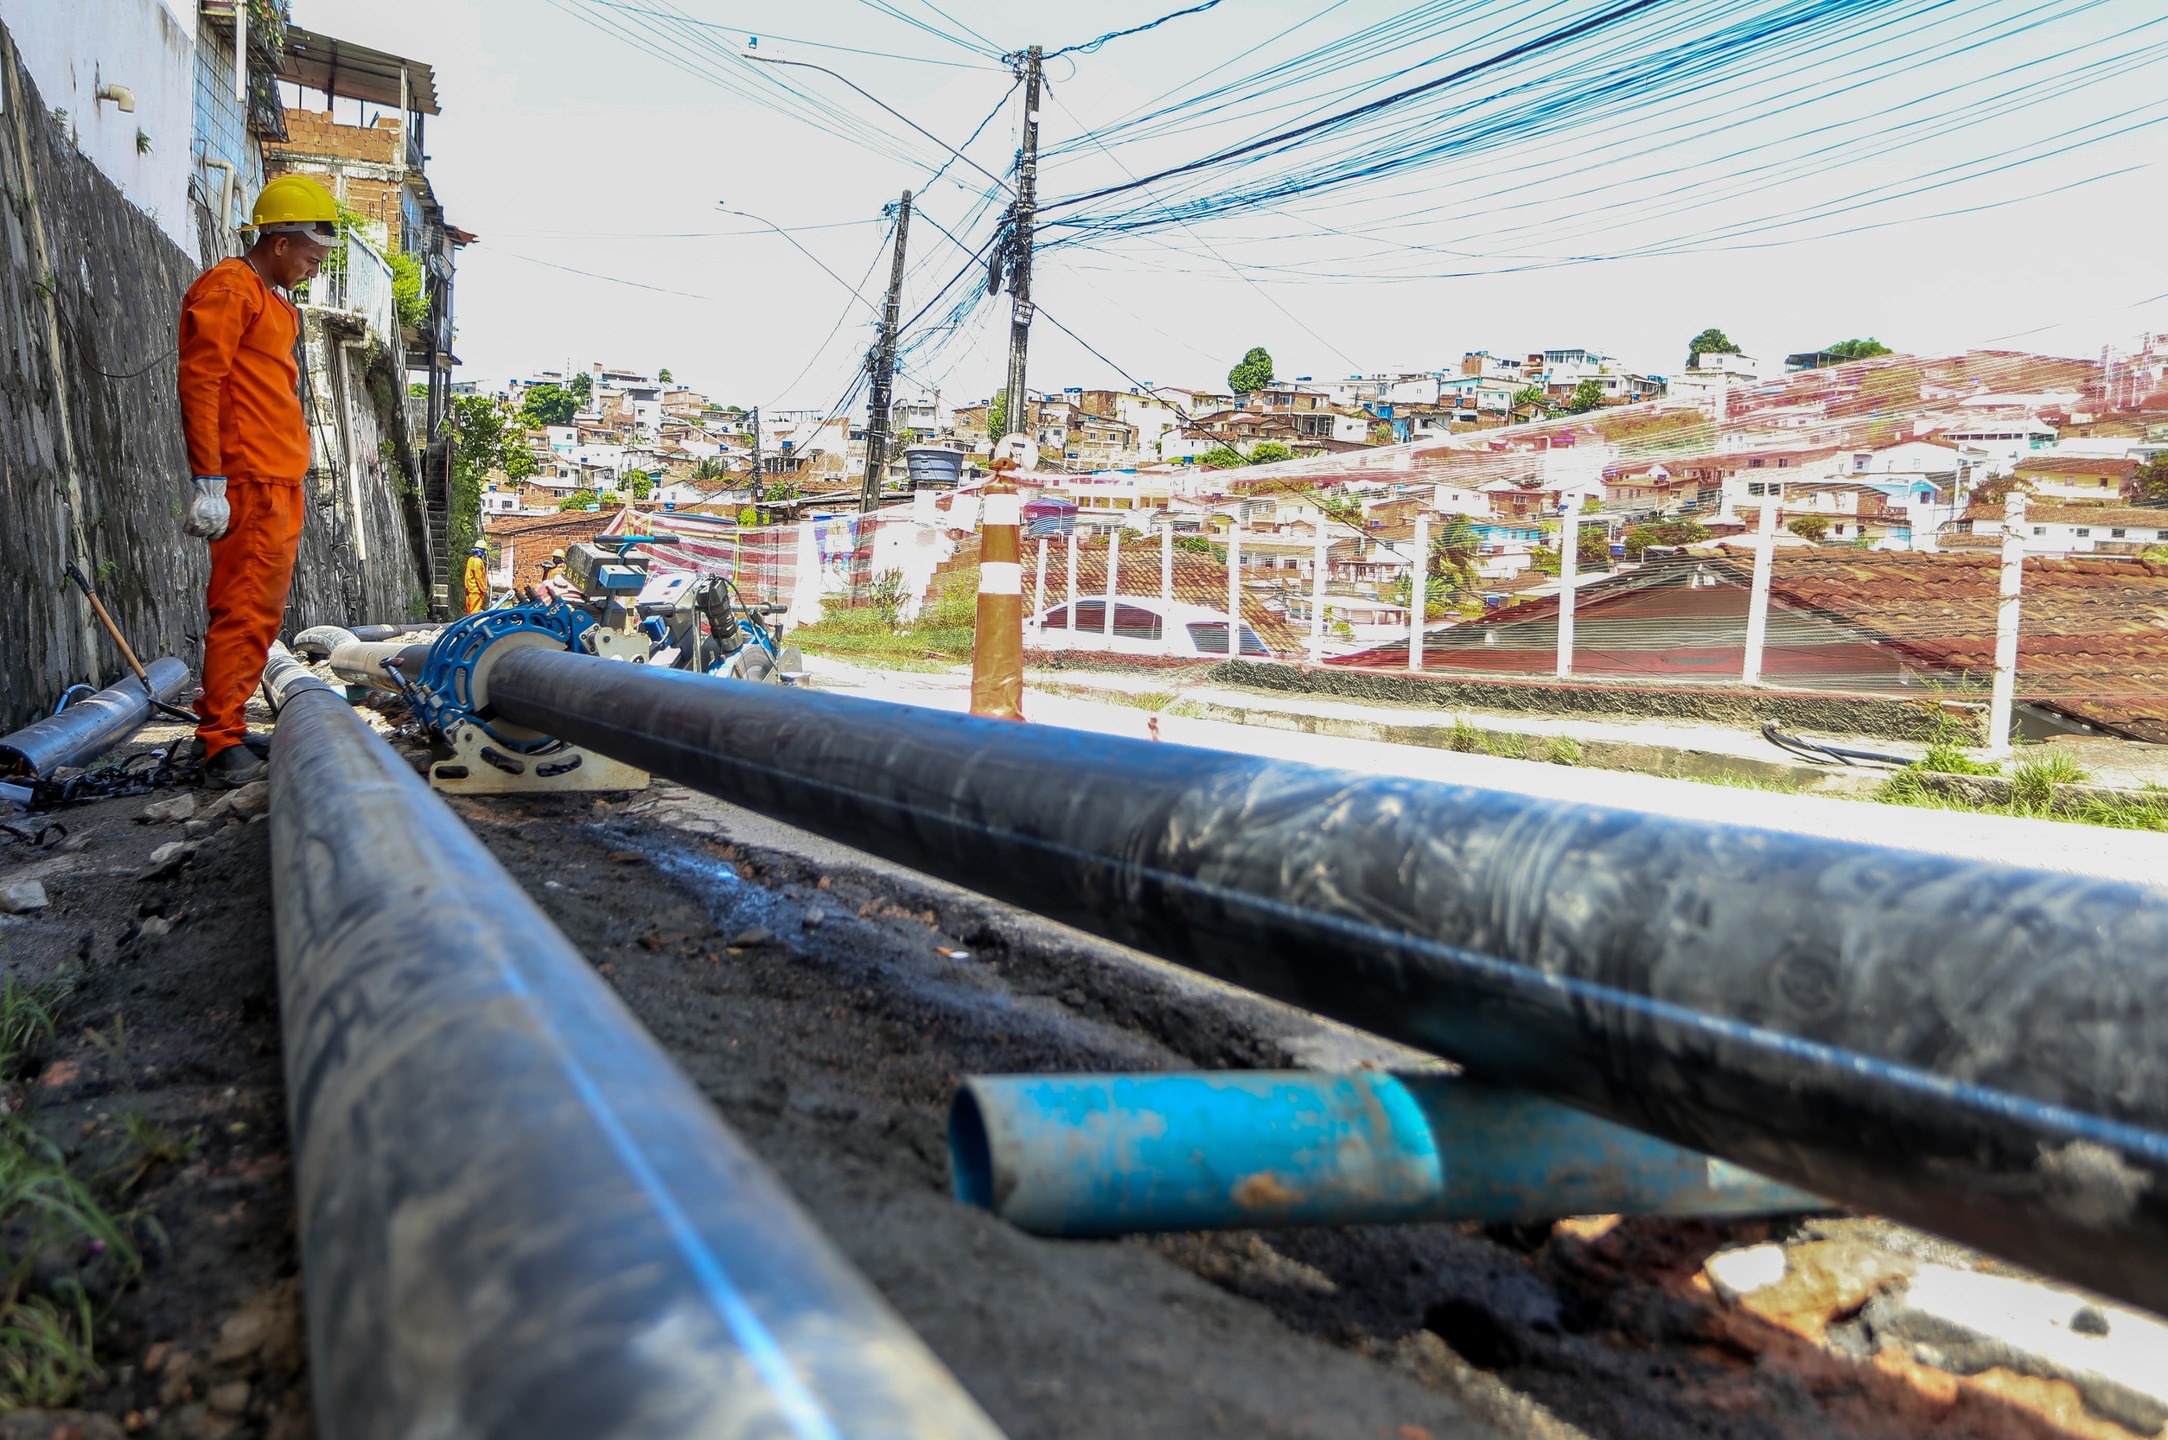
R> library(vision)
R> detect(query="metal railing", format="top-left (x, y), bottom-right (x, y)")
top-left (305, 229), bottom-right (399, 351)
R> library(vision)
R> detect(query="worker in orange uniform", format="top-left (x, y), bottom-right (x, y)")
top-left (177, 173), bottom-right (337, 789)
top-left (463, 545), bottom-right (491, 614)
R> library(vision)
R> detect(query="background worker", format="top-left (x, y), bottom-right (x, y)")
top-left (535, 550), bottom-right (576, 601)
top-left (463, 544), bottom-right (491, 614)
top-left (177, 173), bottom-right (337, 789)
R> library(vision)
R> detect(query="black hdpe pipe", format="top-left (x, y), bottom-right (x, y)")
top-left (489, 649), bottom-right (2168, 1313)
top-left (257, 646), bottom-right (1004, 1440)
top-left (0, 657), bottom-right (190, 778)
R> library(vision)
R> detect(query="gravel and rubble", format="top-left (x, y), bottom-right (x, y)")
top-left (4, 694), bottom-right (2165, 1440)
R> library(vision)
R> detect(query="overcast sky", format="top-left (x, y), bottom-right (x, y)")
top-left (294, 0), bottom-right (2168, 409)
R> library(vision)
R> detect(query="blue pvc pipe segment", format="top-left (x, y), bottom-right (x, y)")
top-left (951, 1072), bottom-right (1823, 1237)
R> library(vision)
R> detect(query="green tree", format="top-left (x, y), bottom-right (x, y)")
top-left (1685, 327), bottom-right (1741, 367)
top-left (449, 394), bottom-right (521, 558)
top-left (388, 249), bottom-right (427, 332)
top-left (557, 489), bottom-right (599, 512)
top-left (1248, 442), bottom-right (1293, 465)
top-left (1228, 346), bottom-right (1274, 396)
top-left (1565, 378), bottom-right (1605, 413)
top-left (1391, 515), bottom-right (1483, 617)
top-left (2133, 453), bottom-right (2168, 502)
top-left (1511, 385), bottom-right (1549, 417)
top-left (622, 469), bottom-right (653, 500)
top-left (1621, 518), bottom-right (1711, 557)
top-left (1824, 338), bottom-right (1892, 361)
top-left (567, 372), bottom-right (593, 406)
top-left (1200, 445), bottom-right (1248, 469)
top-left (1531, 525), bottom-right (1611, 575)
top-left (691, 456), bottom-right (731, 482)
top-left (1786, 514), bottom-right (1830, 542)
top-left (987, 388), bottom-right (1010, 439)
top-left (658, 367), bottom-right (674, 383)
top-left (1174, 534), bottom-right (1227, 563)
top-left (520, 383), bottom-right (579, 427)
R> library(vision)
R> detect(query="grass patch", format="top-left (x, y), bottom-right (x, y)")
top-left (1446, 718), bottom-right (1483, 753)
top-left (1033, 682), bottom-right (1179, 712)
top-left (1915, 739), bottom-right (2000, 776)
top-left (1545, 736), bottom-right (1582, 766)
top-left (2010, 749), bottom-right (2089, 808)
top-left (1483, 731), bottom-right (1529, 760)
top-left (791, 566), bottom-right (978, 666)
top-left (1874, 767), bottom-right (2168, 831)
top-left (0, 980), bottom-right (149, 1409)
top-left (0, 979), bottom-right (59, 1080)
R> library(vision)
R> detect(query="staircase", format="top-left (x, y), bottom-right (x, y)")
top-left (422, 436), bottom-right (453, 616)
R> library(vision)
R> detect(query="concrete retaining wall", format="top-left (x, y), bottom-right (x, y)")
top-left (0, 27), bottom-right (427, 730)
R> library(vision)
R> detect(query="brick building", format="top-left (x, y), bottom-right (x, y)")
top-left (267, 28), bottom-right (472, 442)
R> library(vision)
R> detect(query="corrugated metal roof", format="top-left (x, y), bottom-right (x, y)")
top-left (282, 26), bottom-right (441, 115)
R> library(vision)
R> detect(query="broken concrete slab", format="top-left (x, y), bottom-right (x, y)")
top-left (141, 840), bottom-right (198, 879)
top-left (139, 792), bottom-right (197, 824)
top-left (1868, 1263), bottom-right (2168, 1436)
top-left (0, 880), bottom-right (50, 914)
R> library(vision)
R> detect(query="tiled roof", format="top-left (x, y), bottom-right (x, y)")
top-left (2010, 505), bottom-right (2168, 527)
top-left (1730, 552), bottom-right (2168, 738)
top-left (1335, 551), bottom-right (2168, 740)
top-left (2013, 456), bottom-right (2138, 477)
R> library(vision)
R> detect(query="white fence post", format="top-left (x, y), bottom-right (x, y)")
top-left (1102, 529), bottom-right (1121, 644)
top-left (1555, 499), bottom-right (1581, 678)
top-left (1226, 527), bottom-right (1243, 659)
top-left (1742, 489), bottom-right (1779, 685)
top-left (1409, 513), bottom-right (1431, 672)
top-left (1161, 522), bottom-right (1176, 656)
top-left (1032, 537), bottom-right (1047, 636)
top-left (1987, 492), bottom-right (2027, 757)
top-left (1308, 522), bottom-right (1328, 663)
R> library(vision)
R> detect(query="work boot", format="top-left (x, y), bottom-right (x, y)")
top-left (202, 744), bottom-right (268, 790)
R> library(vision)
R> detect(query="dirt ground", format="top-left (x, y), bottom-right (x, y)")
top-left (0, 711), bottom-right (2151, 1440)
top-left (0, 718), bottom-right (307, 1440)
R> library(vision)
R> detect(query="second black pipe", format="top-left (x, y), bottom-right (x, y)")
top-left (490, 650), bottom-right (2168, 1312)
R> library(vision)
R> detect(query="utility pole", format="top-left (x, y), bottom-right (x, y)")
top-left (1000, 45), bottom-right (1043, 447)
top-left (862, 190), bottom-right (914, 513)
top-left (750, 405), bottom-right (762, 499)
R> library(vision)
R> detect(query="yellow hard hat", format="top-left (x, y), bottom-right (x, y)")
top-left (250, 174), bottom-right (338, 235)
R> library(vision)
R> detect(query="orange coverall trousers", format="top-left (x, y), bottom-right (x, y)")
top-left (196, 480), bottom-right (306, 759)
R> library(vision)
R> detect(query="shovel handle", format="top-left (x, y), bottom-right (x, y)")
top-left (65, 561), bottom-right (153, 689)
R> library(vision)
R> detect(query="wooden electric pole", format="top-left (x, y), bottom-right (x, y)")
top-left (1000, 45), bottom-right (1043, 449)
top-left (861, 190), bottom-right (914, 513)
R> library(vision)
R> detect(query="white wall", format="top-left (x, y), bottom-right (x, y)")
top-left (2, 0), bottom-right (201, 257)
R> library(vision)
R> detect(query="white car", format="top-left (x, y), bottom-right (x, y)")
top-left (1027, 597), bottom-right (1270, 658)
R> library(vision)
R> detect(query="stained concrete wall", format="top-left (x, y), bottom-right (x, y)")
top-left (0, 26), bottom-right (428, 731)
top-left (0, 0), bottom-right (201, 258)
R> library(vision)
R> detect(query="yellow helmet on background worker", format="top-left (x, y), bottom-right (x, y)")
top-left (249, 174), bottom-right (338, 240)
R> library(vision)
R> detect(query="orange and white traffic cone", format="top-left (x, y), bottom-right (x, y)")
top-left (969, 458), bottom-right (1025, 721)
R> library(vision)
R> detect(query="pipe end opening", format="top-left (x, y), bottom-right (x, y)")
top-left (948, 1087), bottom-right (994, 1210)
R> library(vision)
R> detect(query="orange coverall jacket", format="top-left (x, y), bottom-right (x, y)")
top-left (177, 258), bottom-right (309, 482)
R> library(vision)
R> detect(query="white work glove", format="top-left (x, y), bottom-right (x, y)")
top-left (184, 475), bottom-right (230, 540)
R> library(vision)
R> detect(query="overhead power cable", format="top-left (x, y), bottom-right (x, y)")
top-left (1047, 0), bottom-right (1226, 60)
